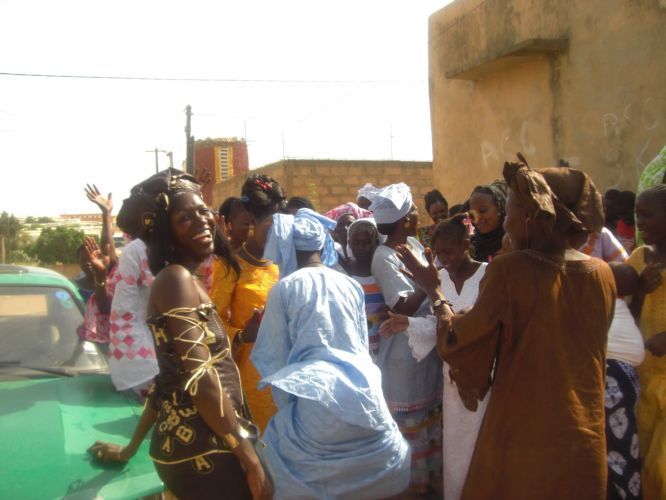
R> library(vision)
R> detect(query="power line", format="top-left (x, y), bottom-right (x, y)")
top-left (0, 71), bottom-right (425, 85)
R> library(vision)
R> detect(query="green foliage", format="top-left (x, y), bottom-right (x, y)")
top-left (32, 226), bottom-right (85, 265)
top-left (24, 216), bottom-right (35, 224)
top-left (0, 212), bottom-right (22, 239)
top-left (37, 216), bottom-right (54, 223)
top-left (0, 211), bottom-right (23, 261)
top-left (8, 249), bottom-right (36, 265)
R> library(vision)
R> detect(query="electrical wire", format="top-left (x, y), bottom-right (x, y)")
top-left (0, 71), bottom-right (425, 85)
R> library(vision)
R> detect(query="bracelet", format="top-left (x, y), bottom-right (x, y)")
top-left (94, 279), bottom-right (107, 288)
top-left (432, 298), bottom-right (453, 310)
top-left (236, 330), bottom-right (244, 344)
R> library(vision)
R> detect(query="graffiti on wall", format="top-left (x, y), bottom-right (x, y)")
top-left (603, 96), bottom-right (660, 188)
top-left (481, 120), bottom-right (537, 170)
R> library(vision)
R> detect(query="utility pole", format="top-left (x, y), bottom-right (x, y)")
top-left (145, 148), bottom-right (169, 173)
top-left (166, 151), bottom-right (174, 169)
top-left (185, 105), bottom-right (194, 175)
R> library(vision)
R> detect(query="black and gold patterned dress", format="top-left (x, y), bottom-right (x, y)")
top-left (146, 303), bottom-right (251, 499)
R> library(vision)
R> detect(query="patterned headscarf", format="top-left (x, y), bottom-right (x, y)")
top-left (324, 202), bottom-right (373, 221)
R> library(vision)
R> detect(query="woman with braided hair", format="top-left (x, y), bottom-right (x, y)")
top-left (210, 174), bottom-right (286, 431)
top-left (89, 168), bottom-right (271, 500)
top-left (468, 183), bottom-right (507, 262)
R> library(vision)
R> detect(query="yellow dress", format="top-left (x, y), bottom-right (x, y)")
top-left (210, 255), bottom-right (279, 432)
top-left (628, 246), bottom-right (666, 500)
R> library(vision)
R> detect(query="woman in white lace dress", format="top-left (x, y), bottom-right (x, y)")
top-left (382, 213), bottom-right (488, 500)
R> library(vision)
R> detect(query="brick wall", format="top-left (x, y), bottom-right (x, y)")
top-left (211, 159), bottom-right (434, 220)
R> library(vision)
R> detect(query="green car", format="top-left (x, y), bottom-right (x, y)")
top-left (0, 265), bottom-right (163, 499)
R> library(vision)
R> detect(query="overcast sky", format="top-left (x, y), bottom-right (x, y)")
top-left (0, 0), bottom-right (450, 216)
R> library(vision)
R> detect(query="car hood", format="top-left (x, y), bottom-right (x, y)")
top-left (0, 375), bottom-right (162, 499)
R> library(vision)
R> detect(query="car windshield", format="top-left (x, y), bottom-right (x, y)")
top-left (0, 285), bottom-right (108, 375)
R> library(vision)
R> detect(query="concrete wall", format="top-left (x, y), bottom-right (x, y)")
top-left (429, 0), bottom-right (666, 205)
top-left (211, 159), bottom-right (434, 219)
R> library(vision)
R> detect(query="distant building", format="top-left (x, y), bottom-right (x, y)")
top-left (194, 138), bottom-right (249, 205)
top-left (59, 213), bottom-right (105, 222)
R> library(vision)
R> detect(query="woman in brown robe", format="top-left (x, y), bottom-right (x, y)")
top-left (396, 158), bottom-right (616, 499)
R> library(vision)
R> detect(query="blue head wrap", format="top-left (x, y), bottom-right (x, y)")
top-left (264, 208), bottom-right (337, 278)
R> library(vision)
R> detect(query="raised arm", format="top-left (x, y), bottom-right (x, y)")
top-left (83, 236), bottom-right (112, 314)
top-left (85, 184), bottom-right (117, 269)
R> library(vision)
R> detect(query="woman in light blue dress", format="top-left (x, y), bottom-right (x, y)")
top-left (251, 209), bottom-right (410, 499)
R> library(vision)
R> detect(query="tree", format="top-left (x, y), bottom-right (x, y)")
top-left (0, 211), bottom-right (22, 258)
top-left (31, 226), bottom-right (85, 265)
top-left (37, 216), bottom-right (54, 223)
top-left (24, 216), bottom-right (35, 224)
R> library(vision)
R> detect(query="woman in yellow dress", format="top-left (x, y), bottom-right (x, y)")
top-left (629, 185), bottom-right (666, 499)
top-left (210, 175), bottom-right (286, 432)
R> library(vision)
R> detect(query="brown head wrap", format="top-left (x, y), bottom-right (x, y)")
top-left (537, 167), bottom-right (604, 233)
top-left (503, 155), bottom-right (589, 238)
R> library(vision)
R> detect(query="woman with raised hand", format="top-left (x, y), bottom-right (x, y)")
top-left (251, 208), bottom-right (410, 499)
top-left (381, 213), bottom-right (487, 500)
top-left (89, 168), bottom-right (271, 500)
top-left (396, 158), bottom-right (616, 499)
top-left (539, 166), bottom-right (644, 499)
top-left (77, 185), bottom-right (117, 345)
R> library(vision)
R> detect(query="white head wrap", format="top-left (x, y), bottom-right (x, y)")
top-left (346, 217), bottom-right (386, 260)
top-left (369, 183), bottom-right (413, 224)
top-left (264, 208), bottom-right (337, 278)
top-left (357, 183), bottom-right (378, 203)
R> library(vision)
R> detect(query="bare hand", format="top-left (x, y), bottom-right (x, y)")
top-left (85, 184), bottom-right (113, 215)
top-left (241, 309), bottom-right (264, 344)
top-left (380, 311), bottom-right (409, 336)
top-left (84, 236), bottom-right (110, 278)
top-left (88, 441), bottom-right (133, 463)
top-left (396, 245), bottom-right (440, 293)
top-left (638, 263), bottom-right (663, 294)
top-left (246, 462), bottom-right (272, 500)
top-left (645, 331), bottom-right (666, 357)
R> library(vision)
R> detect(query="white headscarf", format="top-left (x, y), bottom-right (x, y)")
top-left (264, 208), bottom-right (337, 278)
top-left (369, 183), bottom-right (413, 224)
top-left (357, 183), bottom-right (378, 203)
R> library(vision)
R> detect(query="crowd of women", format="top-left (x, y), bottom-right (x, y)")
top-left (75, 146), bottom-right (666, 500)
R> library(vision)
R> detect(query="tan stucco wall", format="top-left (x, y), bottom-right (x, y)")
top-left (429, 0), bottom-right (666, 205)
top-left (211, 159), bottom-right (434, 219)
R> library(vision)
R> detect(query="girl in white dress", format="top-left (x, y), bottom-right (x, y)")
top-left (381, 213), bottom-right (488, 500)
